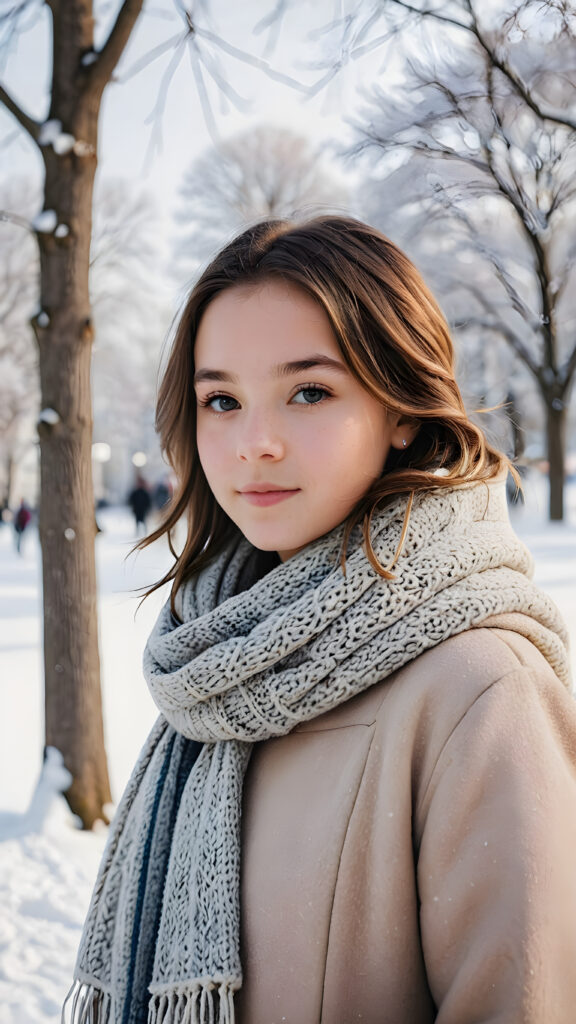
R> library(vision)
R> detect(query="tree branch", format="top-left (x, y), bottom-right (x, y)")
top-left (485, 63), bottom-right (533, 218)
top-left (561, 342), bottom-right (576, 394)
top-left (357, 129), bottom-right (491, 176)
top-left (385, 0), bottom-right (576, 130)
top-left (477, 70), bottom-right (557, 371)
top-left (554, 251), bottom-right (576, 305)
top-left (448, 229), bottom-right (540, 330)
top-left (88, 0), bottom-right (144, 89)
top-left (0, 209), bottom-right (35, 234)
top-left (385, 0), bottom-right (471, 35)
top-left (458, 312), bottom-right (541, 381)
top-left (194, 25), bottom-right (310, 92)
top-left (0, 82), bottom-right (40, 143)
top-left (468, 4), bottom-right (576, 131)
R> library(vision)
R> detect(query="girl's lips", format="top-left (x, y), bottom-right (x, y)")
top-left (239, 489), bottom-right (300, 507)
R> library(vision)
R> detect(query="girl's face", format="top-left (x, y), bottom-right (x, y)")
top-left (194, 280), bottom-right (410, 560)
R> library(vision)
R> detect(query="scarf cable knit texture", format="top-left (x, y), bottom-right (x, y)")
top-left (64, 478), bottom-right (570, 1024)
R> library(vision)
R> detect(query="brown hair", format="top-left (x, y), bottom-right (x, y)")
top-left (140, 216), bottom-right (510, 605)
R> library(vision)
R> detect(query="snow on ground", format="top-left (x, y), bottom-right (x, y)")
top-left (0, 506), bottom-right (171, 1024)
top-left (0, 479), bottom-right (575, 1024)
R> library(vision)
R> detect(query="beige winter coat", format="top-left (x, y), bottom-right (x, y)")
top-left (236, 622), bottom-right (576, 1024)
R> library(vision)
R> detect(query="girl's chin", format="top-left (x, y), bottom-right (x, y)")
top-left (227, 507), bottom-right (352, 556)
top-left (239, 526), bottom-right (337, 559)
top-left (236, 526), bottom-right (317, 556)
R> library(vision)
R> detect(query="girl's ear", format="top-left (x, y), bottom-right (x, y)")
top-left (389, 415), bottom-right (420, 451)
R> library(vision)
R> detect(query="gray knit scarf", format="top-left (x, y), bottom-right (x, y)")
top-left (64, 479), bottom-right (569, 1024)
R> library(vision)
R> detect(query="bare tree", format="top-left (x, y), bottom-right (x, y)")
top-left (307, 0), bottom-right (576, 134)
top-left (175, 124), bottom-right (348, 279)
top-left (349, 0), bottom-right (576, 519)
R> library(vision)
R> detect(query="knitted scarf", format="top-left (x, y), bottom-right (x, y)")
top-left (64, 479), bottom-right (569, 1024)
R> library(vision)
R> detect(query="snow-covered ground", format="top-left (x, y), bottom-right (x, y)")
top-left (0, 478), bottom-right (575, 1024)
top-left (0, 506), bottom-right (170, 1024)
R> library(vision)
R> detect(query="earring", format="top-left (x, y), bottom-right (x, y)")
top-left (402, 439), bottom-right (407, 448)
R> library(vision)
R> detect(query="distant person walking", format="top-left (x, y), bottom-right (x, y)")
top-left (13, 499), bottom-right (31, 554)
top-left (128, 476), bottom-right (151, 536)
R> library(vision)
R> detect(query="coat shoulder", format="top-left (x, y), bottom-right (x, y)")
top-left (295, 624), bottom-right (566, 735)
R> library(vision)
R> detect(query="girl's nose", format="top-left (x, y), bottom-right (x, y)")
top-left (236, 412), bottom-right (285, 462)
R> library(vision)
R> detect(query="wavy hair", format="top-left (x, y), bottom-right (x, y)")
top-left (140, 216), bottom-right (511, 606)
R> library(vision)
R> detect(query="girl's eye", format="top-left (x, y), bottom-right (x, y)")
top-left (202, 394), bottom-right (239, 413)
top-left (291, 385), bottom-right (330, 405)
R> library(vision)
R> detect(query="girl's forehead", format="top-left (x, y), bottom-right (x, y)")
top-left (203, 279), bottom-right (325, 320)
top-left (195, 280), bottom-right (340, 362)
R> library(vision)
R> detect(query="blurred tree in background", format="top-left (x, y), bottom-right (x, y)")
top-left (348, 0), bottom-right (576, 519)
top-left (0, 181), bottom-right (39, 510)
top-left (175, 124), bottom-right (347, 279)
top-left (90, 180), bottom-right (172, 474)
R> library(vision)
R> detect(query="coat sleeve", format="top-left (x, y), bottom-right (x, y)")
top-left (416, 665), bottom-right (576, 1024)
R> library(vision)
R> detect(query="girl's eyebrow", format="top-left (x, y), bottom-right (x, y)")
top-left (194, 355), bottom-right (347, 385)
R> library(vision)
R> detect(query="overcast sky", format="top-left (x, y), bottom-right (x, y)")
top-left (1, 1), bottom-right (387, 211)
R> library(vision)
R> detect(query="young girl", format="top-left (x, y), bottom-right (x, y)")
top-left (66, 217), bottom-right (576, 1024)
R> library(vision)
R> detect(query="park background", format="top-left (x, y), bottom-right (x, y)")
top-left (0, 1), bottom-right (575, 1020)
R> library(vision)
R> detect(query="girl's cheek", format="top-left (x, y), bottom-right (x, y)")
top-left (203, 432), bottom-right (233, 469)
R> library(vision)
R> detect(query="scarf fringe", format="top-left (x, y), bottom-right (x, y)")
top-left (148, 984), bottom-right (236, 1024)
top-left (62, 980), bottom-right (235, 1024)
top-left (61, 981), bottom-right (111, 1023)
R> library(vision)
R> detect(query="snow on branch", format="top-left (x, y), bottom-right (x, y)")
top-left (383, 0), bottom-right (576, 130)
top-left (38, 407), bottom-right (60, 425)
top-left (32, 209), bottom-right (57, 234)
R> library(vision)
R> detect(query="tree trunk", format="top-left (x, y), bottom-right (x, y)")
top-left (545, 401), bottom-right (566, 521)
top-left (27, 0), bottom-right (144, 826)
top-left (35, 127), bottom-right (113, 828)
